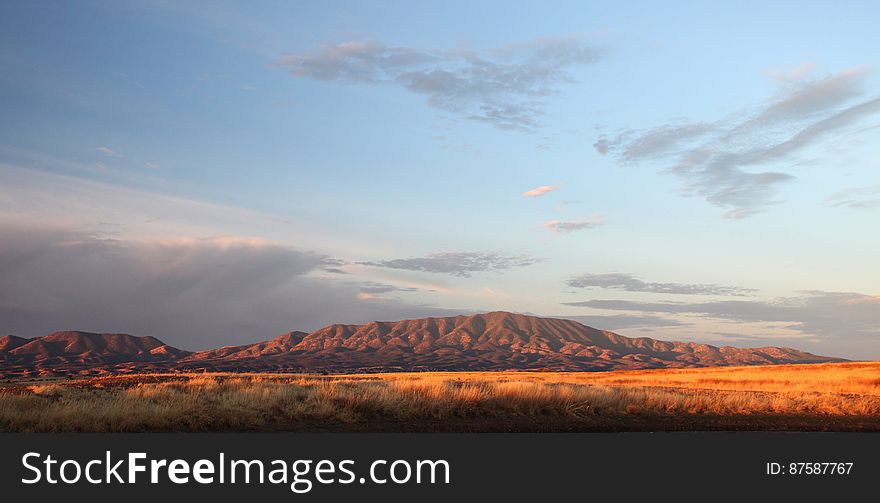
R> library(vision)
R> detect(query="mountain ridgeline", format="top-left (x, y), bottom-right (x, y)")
top-left (0, 312), bottom-right (842, 377)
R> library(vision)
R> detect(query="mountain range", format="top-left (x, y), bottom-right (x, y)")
top-left (0, 312), bottom-right (842, 377)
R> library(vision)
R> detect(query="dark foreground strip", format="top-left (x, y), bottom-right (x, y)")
top-left (1, 432), bottom-right (875, 501)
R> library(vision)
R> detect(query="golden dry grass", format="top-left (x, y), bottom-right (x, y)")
top-left (1, 362), bottom-right (879, 432)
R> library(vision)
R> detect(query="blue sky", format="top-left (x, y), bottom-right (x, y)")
top-left (1, 1), bottom-right (879, 357)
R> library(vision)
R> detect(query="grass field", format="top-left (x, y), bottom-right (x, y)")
top-left (2, 362), bottom-right (879, 432)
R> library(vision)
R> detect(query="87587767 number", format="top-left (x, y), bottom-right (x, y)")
top-left (766, 462), bottom-right (853, 475)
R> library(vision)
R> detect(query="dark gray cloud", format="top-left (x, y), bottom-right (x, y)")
top-left (360, 251), bottom-right (542, 277)
top-left (596, 68), bottom-right (880, 218)
top-left (358, 282), bottom-right (418, 294)
top-left (566, 272), bottom-right (755, 296)
top-left (319, 258), bottom-right (350, 274)
top-left (562, 314), bottom-right (687, 330)
top-left (280, 37), bottom-right (600, 132)
top-left (563, 291), bottom-right (880, 341)
top-left (825, 185), bottom-right (880, 209)
top-left (0, 223), bottom-right (458, 350)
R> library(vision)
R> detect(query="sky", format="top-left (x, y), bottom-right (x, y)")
top-left (1, 1), bottom-right (879, 358)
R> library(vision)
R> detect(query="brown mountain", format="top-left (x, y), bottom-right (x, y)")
top-left (0, 331), bottom-right (190, 376)
top-left (186, 331), bottom-right (309, 360)
top-left (1, 312), bottom-right (843, 377)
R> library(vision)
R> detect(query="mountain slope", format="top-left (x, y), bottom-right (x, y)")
top-left (177, 312), bottom-right (839, 372)
top-left (0, 331), bottom-right (190, 376)
top-left (1, 312), bottom-right (843, 376)
top-left (187, 331), bottom-right (309, 360)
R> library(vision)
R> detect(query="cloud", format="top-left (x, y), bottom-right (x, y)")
top-left (358, 281), bottom-right (418, 294)
top-left (565, 272), bottom-right (755, 296)
top-left (523, 185), bottom-right (560, 197)
top-left (355, 281), bottom-right (421, 301)
top-left (563, 291), bottom-right (880, 341)
top-left (144, 162), bottom-right (161, 170)
top-left (825, 185), bottom-right (880, 209)
top-left (360, 251), bottom-right (542, 277)
top-left (595, 122), bottom-right (717, 164)
top-left (0, 163), bottom-right (385, 256)
top-left (767, 61), bottom-right (816, 84)
top-left (0, 221), bottom-right (459, 350)
top-left (95, 146), bottom-right (119, 157)
top-left (318, 258), bottom-right (351, 274)
top-left (562, 314), bottom-right (687, 330)
top-left (0, 167), bottom-right (467, 348)
top-left (544, 215), bottom-right (604, 233)
top-left (280, 37), bottom-right (600, 132)
top-left (596, 67), bottom-right (880, 218)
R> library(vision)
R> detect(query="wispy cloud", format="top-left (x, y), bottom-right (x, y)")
top-left (544, 215), bottom-right (604, 233)
top-left (360, 251), bottom-right (542, 277)
top-left (358, 281), bottom-right (419, 294)
top-left (523, 185), bottom-right (560, 197)
top-left (766, 61), bottom-right (816, 84)
top-left (566, 272), bottom-right (755, 296)
top-left (0, 163), bottom-right (384, 255)
top-left (95, 146), bottom-right (120, 157)
top-left (825, 185), bottom-right (880, 209)
top-left (563, 314), bottom-right (687, 330)
top-left (563, 291), bottom-right (880, 340)
top-left (596, 67), bottom-right (880, 218)
top-left (280, 37), bottom-right (600, 132)
top-left (355, 281), bottom-right (421, 301)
